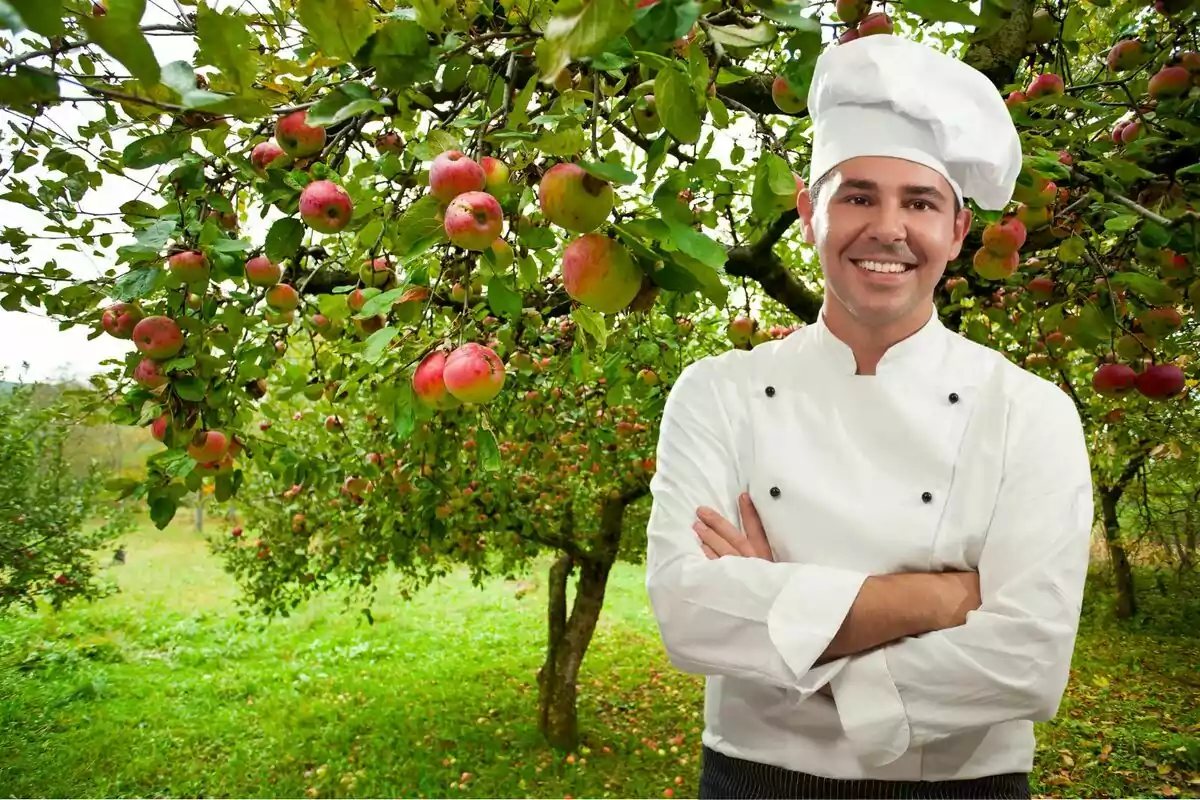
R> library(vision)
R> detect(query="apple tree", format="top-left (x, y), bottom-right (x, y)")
top-left (1, 0), bottom-right (1199, 747)
top-left (0, 381), bottom-right (136, 613)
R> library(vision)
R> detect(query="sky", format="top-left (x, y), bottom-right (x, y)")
top-left (0, 3), bottom-right (788, 384)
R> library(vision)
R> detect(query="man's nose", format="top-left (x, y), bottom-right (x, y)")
top-left (864, 204), bottom-right (906, 244)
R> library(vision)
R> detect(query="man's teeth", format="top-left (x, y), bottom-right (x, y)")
top-left (856, 260), bottom-right (911, 274)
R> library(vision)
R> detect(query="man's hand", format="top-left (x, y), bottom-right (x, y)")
top-left (694, 492), bottom-right (775, 561)
top-left (933, 570), bottom-right (982, 630)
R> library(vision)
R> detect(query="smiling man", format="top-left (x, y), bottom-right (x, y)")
top-left (644, 34), bottom-right (1095, 799)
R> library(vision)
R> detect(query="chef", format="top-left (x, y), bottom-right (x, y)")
top-left (644, 33), bottom-right (1095, 800)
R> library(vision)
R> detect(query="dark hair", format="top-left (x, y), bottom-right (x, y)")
top-left (808, 169), bottom-right (964, 214)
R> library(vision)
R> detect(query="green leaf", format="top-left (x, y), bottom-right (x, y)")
top-left (79, 0), bottom-right (160, 87)
top-left (363, 326), bottom-right (398, 364)
top-left (1073, 302), bottom-right (1110, 349)
top-left (539, 0), bottom-right (638, 81)
top-left (123, 132), bottom-right (190, 170)
top-left (749, 0), bottom-right (821, 29)
top-left (644, 134), bottom-right (669, 182)
top-left (1176, 162), bottom-right (1200, 177)
top-left (1056, 235), bottom-right (1086, 263)
top-left (655, 64), bottom-right (702, 145)
top-left (118, 219), bottom-right (176, 260)
top-left (1104, 214), bottom-right (1140, 233)
top-left (111, 267), bottom-right (162, 301)
top-left (580, 160), bottom-right (637, 186)
top-left (486, 276), bottom-right (523, 319)
top-left (265, 218), bottom-right (306, 263)
top-left (664, 218), bottom-right (727, 269)
top-left (572, 306), bottom-right (608, 348)
top-left (305, 83), bottom-right (385, 126)
top-left (476, 428), bottom-right (501, 472)
top-left (0, 66), bottom-right (59, 110)
top-left (1110, 272), bottom-right (1178, 305)
top-left (632, 50), bottom-right (674, 71)
top-left (0, 2), bottom-right (25, 31)
top-left (149, 496), bottom-right (178, 530)
top-left (393, 195), bottom-right (445, 257)
top-left (900, 0), bottom-right (981, 24)
top-left (297, 0), bottom-right (376, 61)
top-left (751, 152), bottom-right (798, 220)
top-left (1138, 222), bottom-right (1173, 249)
top-left (195, 5), bottom-right (259, 92)
top-left (4, 0), bottom-right (64, 37)
top-left (393, 382), bottom-right (416, 441)
top-left (1061, 3), bottom-right (1084, 39)
top-left (366, 19), bottom-right (436, 90)
top-left (359, 286), bottom-right (407, 317)
top-left (670, 252), bottom-right (728, 305)
top-left (706, 22), bottom-right (776, 48)
top-left (172, 376), bottom-right (207, 402)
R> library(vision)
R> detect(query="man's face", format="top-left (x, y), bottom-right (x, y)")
top-left (796, 156), bottom-right (972, 332)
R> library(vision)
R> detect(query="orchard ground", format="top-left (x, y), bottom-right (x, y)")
top-left (0, 520), bottom-right (1197, 799)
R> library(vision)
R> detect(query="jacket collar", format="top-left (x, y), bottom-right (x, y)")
top-left (807, 302), bottom-right (950, 377)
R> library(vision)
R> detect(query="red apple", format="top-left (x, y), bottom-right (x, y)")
top-left (413, 350), bottom-right (462, 409)
top-left (1107, 39), bottom-right (1144, 72)
top-left (102, 302), bottom-right (143, 339)
top-left (375, 132), bottom-right (403, 155)
top-left (972, 248), bottom-right (1019, 280)
top-left (444, 191), bottom-right (504, 251)
top-left (835, 0), bottom-right (871, 24)
top-left (728, 316), bottom-right (757, 347)
top-left (132, 316), bottom-right (183, 360)
top-left (1027, 276), bottom-right (1055, 300)
top-left (480, 156), bottom-right (510, 195)
top-left (151, 413), bottom-right (169, 441)
top-left (429, 150), bottom-right (486, 204)
top-left (274, 110), bottom-right (325, 158)
top-left (856, 11), bottom-right (892, 35)
top-left (1092, 363), bottom-right (1137, 397)
top-left (169, 250), bottom-right (209, 285)
top-left (359, 257), bottom-right (394, 288)
top-left (561, 233), bottom-right (643, 314)
top-left (134, 357), bottom-right (168, 389)
top-left (1135, 364), bottom-right (1185, 399)
top-left (1149, 65), bottom-right (1191, 99)
top-left (188, 430), bottom-right (229, 463)
top-left (250, 140), bottom-right (288, 171)
top-left (265, 283), bottom-right (300, 312)
top-left (981, 217), bottom-right (1027, 255)
top-left (1138, 306), bottom-right (1183, 337)
top-left (443, 342), bottom-right (506, 404)
top-left (1026, 73), bottom-right (1065, 100)
top-left (299, 180), bottom-right (353, 234)
top-left (245, 255), bottom-right (281, 287)
top-left (538, 162), bottom-right (614, 234)
top-left (1005, 90), bottom-right (1027, 110)
top-left (771, 76), bottom-right (806, 113)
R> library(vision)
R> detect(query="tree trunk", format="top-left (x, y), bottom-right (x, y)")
top-left (535, 488), bottom-right (644, 751)
top-left (1100, 488), bottom-right (1137, 620)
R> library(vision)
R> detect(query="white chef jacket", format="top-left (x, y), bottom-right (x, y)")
top-left (644, 304), bottom-right (1094, 782)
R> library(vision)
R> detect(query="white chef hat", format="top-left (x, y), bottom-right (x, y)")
top-left (807, 35), bottom-right (1022, 211)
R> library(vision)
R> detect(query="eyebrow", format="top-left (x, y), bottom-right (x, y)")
top-left (835, 178), bottom-right (949, 203)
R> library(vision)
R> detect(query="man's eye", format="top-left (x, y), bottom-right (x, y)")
top-left (910, 200), bottom-right (934, 211)
top-left (844, 195), bottom-right (870, 205)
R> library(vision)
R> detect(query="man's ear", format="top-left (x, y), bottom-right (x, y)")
top-left (947, 207), bottom-right (973, 261)
top-left (796, 189), bottom-right (817, 245)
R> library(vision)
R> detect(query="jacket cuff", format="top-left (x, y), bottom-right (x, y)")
top-left (766, 564), bottom-right (868, 679)
top-left (830, 647), bottom-right (911, 766)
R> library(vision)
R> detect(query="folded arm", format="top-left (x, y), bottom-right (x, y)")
top-left (645, 359), bottom-right (972, 694)
top-left (828, 384), bottom-right (1094, 766)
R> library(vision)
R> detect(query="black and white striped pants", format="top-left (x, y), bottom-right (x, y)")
top-left (699, 745), bottom-right (1031, 799)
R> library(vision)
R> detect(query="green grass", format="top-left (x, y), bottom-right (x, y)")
top-left (0, 521), bottom-right (1197, 799)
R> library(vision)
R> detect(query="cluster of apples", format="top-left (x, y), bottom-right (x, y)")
top-left (726, 316), bottom-right (802, 349)
top-left (427, 149), bottom-right (511, 252)
top-left (250, 110), bottom-right (355, 235)
top-left (1107, 45), bottom-right (1200, 144)
top-left (972, 216), bottom-right (1027, 280)
top-left (538, 163), bottom-right (647, 315)
top-left (411, 343), bottom-right (507, 409)
top-left (1092, 359), bottom-right (1186, 401)
top-left (833, 0), bottom-right (892, 44)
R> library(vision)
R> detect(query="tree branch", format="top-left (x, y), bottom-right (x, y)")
top-left (724, 209), bottom-right (823, 323)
